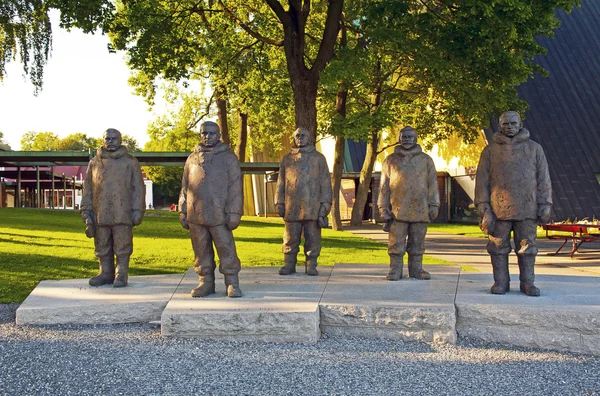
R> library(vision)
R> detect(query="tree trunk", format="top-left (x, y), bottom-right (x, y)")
top-left (216, 86), bottom-right (230, 144)
top-left (331, 86), bottom-right (348, 231)
top-left (350, 67), bottom-right (382, 226)
top-left (350, 130), bottom-right (379, 226)
top-left (289, 71), bottom-right (319, 141)
top-left (235, 111), bottom-right (248, 162)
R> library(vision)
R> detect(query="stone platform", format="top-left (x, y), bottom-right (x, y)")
top-left (456, 271), bottom-right (600, 355)
top-left (160, 267), bottom-right (331, 343)
top-left (16, 274), bottom-right (186, 325)
top-left (319, 264), bottom-right (458, 343)
top-left (15, 264), bottom-right (600, 355)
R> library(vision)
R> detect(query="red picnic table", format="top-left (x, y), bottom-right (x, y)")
top-left (542, 223), bottom-right (600, 259)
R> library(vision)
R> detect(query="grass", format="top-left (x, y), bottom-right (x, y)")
top-left (0, 208), bottom-right (449, 303)
top-left (427, 223), bottom-right (485, 237)
top-left (427, 222), bottom-right (559, 239)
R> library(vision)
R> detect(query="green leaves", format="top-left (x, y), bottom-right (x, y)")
top-left (0, 0), bottom-right (52, 93)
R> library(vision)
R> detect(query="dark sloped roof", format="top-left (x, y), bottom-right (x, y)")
top-left (517, 0), bottom-right (600, 221)
top-left (344, 138), bottom-right (367, 173)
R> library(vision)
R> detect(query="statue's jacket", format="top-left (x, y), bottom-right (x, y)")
top-left (378, 145), bottom-right (439, 223)
top-left (80, 146), bottom-right (146, 226)
top-left (180, 142), bottom-right (243, 227)
top-left (475, 129), bottom-right (552, 221)
top-left (275, 145), bottom-right (332, 222)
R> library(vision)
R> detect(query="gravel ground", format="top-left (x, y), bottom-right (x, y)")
top-left (1, 304), bottom-right (599, 395)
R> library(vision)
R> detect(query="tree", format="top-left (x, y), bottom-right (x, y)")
top-left (19, 131), bottom-right (117, 151)
top-left (0, 0), bottom-right (52, 93)
top-left (20, 131), bottom-right (60, 150)
top-left (0, 131), bottom-right (6, 144)
top-left (316, 0), bottom-right (580, 226)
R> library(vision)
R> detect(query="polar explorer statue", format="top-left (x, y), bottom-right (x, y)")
top-left (377, 126), bottom-right (440, 281)
top-left (80, 128), bottom-right (146, 287)
top-left (475, 111), bottom-right (552, 296)
top-left (275, 127), bottom-right (332, 276)
top-left (179, 121), bottom-right (244, 298)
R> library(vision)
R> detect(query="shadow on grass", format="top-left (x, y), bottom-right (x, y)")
top-left (0, 251), bottom-right (98, 303)
top-left (0, 237), bottom-right (86, 250)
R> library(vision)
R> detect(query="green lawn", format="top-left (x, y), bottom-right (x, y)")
top-left (0, 208), bottom-right (449, 303)
top-left (427, 222), bottom-right (564, 238)
top-left (428, 223), bottom-right (485, 237)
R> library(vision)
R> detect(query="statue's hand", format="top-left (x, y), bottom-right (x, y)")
top-left (480, 210), bottom-right (496, 235)
top-left (277, 203), bottom-right (285, 218)
top-left (179, 213), bottom-right (189, 230)
top-left (81, 210), bottom-right (93, 224)
top-left (381, 209), bottom-right (393, 222)
top-left (227, 213), bottom-right (241, 231)
top-left (538, 205), bottom-right (552, 225)
top-left (318, 202), bottom-right (331, 217)
top-left (477, 203), bottom-right (491, 218)
top-left (132, 210), bottom-right (144, 226)
top-left (428, 206), bottom-right (439, 221)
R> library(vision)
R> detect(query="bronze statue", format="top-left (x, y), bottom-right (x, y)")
top-left (377, 126), bottom-right (440, 280)
top-left (275, 127), bottom-right (332, 276)
top-left (80, 128), bottom-right (146, 287)
top-left (179, 121), bottom-right (243, 298)
top-left (475, 111), bottom-right (552, 296)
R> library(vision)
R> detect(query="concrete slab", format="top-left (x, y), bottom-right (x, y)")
top-left (456, 272), bottom-right (600, 355)
top-left (16, 274), bottom-right (186, 326)
top-left (161, 267), bottom-right (332, 343)
top-left (319, 264), bottom-right (460, 343)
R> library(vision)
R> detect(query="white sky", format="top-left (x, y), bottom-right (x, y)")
top-left (0, 10), bottom-right (161, 150)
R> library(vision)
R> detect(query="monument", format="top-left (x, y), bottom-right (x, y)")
top-left (179, 121), bottom-right (243, 298)
top-left (80, 128), bottom-right (146, 287)
top-left (377, 126), bottom-right (440, 280)
top-left (475, 111), bottom-right (552, 296)
top-left (275, 127), bottom-right (332, 276)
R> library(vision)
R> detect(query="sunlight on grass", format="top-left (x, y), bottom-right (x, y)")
top-left (0, 208), bottom-right (450, 303)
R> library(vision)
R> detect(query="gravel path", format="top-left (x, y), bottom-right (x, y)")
top-left (1, 304), bottom-right (598, 395)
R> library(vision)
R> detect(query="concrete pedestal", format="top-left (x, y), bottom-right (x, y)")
top-left (160, 267), bottom-right (331, 343)
top-left (456, 272), bottom-right (600, 355)
top-left (16, 274), bottom-right (186, 325)
top-left (319, 264), bottom-right (459, 343)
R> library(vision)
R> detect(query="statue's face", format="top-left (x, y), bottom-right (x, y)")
top-left (499, 113), bottom-right (522, 138)
top-left (200, 124), bottom-right (221, 147)
top-left (103, 130), bottom-right (121, 152)
top-left (293, 128), bottom-right (310, 148)
top-left (400, 128), bottom-right (417, 150)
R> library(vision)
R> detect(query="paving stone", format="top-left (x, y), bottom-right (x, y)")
top-left (161, 267), bottom-right (331, 343)
top-left (456, 272), bottom-right (600, 355)
top-left (16, 274), bottom-right (186, 325)
top-left (319, 264), bottom-right (460, 343)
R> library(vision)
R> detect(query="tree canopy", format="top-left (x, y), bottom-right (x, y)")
top-left (20, 130), bottom-right (140, 151)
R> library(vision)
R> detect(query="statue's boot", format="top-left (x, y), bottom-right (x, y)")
top-left (305, 258), bottom-right (318, 276)
top-left (191, 273), bottom-right (216, 297)
top-left (224, 274), bottom-right (243, 298)
top-left (408, 255), bottom-right (430, 280)
top-left (113, 256), bottom-right (129, 288)
top-left (279, 254), bottom-right (297, 275)
top-left (386, 255), bottom-right (403, 281)
top-left (89, 257), bottom-right (115, 287)
top-left (490, 255), bottom-right (510, 294)
top-left (518, 256), bottom-right (540, 297)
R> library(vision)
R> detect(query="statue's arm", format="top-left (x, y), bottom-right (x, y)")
top-left (319, 156), bottom-right (332, 216)
top-left (80, 162), bottom-right (94, 224)
top-left (178, 160), bottom-right (190, 229)
top-left (131, 159), bottom-right (146, 225)
top-left (536, 146), bottom-right (553, 223)
top-left (377, 159), bottom-right (392, 221)
top-left (275, 160), bottom-right (286, 217)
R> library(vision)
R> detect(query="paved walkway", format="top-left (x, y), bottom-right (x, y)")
top-left (345, 223), bottom-right (600, 276)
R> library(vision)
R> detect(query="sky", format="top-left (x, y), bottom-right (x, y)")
top-left (0, 10), bottom-right (162, 150)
